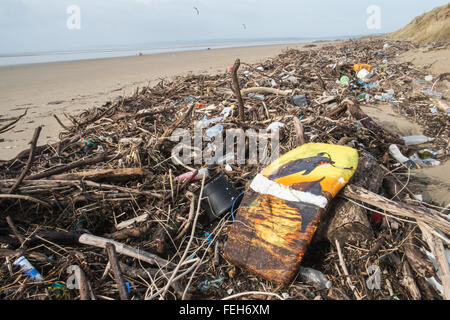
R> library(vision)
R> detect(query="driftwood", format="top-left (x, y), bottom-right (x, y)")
top-left (105, 243), bottom-right (129, 300)
top-left (26, 153), bottom-right (108, 180)
top-left (78, 234), bottom-right (174, 268)
top-left (231, 58), bottom-right (245, 121)
top-left (154, 102), bottom-right (195, 149)
top-left (48, 167), bottom-right (151, 182)
top-left (402, 227), bottom-right (435, 278)
top-left (324, 154), bottom-right (382, 245)
top-left (402, 260), bottom-right (422, 300)
top-left (341, 185), bottom-right (450, 235)
top-left (418, 222), bottom-right (450, 300)
top-left (0, 109), bottom-right (28, 134)
top-left (292, 117), bottom-right (305, 146)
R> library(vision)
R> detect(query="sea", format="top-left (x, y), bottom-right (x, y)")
top-left (0, 37), bottom-right (354, 67)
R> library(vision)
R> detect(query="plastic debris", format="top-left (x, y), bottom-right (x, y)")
top-left (356, 68), bottom-right (372, 81)
top-left (353, 63), bottom-right (373, 73)
top-left (13, 256), bottom-right (43, 281)
top-left (339, 75), bottom-right (350, 85)
top-left (247, 93), bottom-right (265, 100)
top-left (435, 98), bottom-right (450, 114)
top-left (402, 135), bottom-right (435, 146)
top-left (299, 267), bottom-right (332, 290)
top-left (205, 124), bottom-right (224, 138)
top-left (388, 144), bottom-right (419, 169)
top-left (291, 94), bottom-right (309, 106)
top-left (266, 122), bottom-right (285, 131)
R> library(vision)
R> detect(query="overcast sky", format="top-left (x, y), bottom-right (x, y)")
top-left (0, 0), bottom-right (448, 53)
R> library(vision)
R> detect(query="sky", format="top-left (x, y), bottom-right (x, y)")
top-left (0, 0), bottom-right (448, 54)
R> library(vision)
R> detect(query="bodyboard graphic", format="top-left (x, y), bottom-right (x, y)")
top-left (224, 143), bottom-right (359, 284)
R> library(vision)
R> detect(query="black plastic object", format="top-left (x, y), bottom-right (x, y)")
top-left (200, 173), bottom-right (239, 221)
top-left (292, 94), bottom-right (309, 106)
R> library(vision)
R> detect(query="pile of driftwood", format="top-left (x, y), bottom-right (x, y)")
top-left (0, 38), bottom-right (449, 300)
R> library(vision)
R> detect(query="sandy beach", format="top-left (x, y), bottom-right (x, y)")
top-left (0, 40), bottom-right (449, 207)
top-left (0, 42), bottom-right (335, 160)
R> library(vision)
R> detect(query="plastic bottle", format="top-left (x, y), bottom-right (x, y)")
top-left (299, 267), bottom-right (332, 290)
top-left (195, 117), bottom-right (223, 129)
top-left (388, 144), bottom-right (419, 169)
top-left (13, 256), bottom-right (43, 281)
top-left (402, 135), bottom-right (435, 146)
top-left (205, 124), bottom-right (224, 138)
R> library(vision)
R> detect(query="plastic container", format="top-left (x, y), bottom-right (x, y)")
top-left (13, 256), bottom-right (43, 281)
top-left (299, 267), bottom-right (332, 290)
top-left (200, 173), bottom-right (239, 221)
top-left (402, 135), bottom-right (434, 146)
top-left (356, 68), bottom-right (371, 81)
top-left (388, 144), bottom-right (419, 169)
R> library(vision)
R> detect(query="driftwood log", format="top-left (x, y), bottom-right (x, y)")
top-left (318, 154), bottom-right (382, 245)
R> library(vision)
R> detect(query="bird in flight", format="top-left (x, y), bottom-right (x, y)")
top-left (193, 6), bottom-right (199, 15)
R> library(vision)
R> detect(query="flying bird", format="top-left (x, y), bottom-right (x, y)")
top-left (242, 24), bottom-right (246, 30)
top-left (193, 6), bottom-right (199, 15)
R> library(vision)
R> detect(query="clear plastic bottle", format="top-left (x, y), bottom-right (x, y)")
top-left (299, 267), bottom-right (332, 290)
top-left (205, 124), bottom-right (224, 138)
top-left (402, 135), bottom-right (434, 146)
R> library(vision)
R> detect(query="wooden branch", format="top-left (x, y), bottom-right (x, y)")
top-left (0, 194), bottom-right (51, 207)
top-left (0, 109), bottom-right (28, 134)
top-left (78, 234), bottom-right (174, 268)
top-left (335, 239), bottom-right (361, 300)
top-left (341, 184), bottom-right (450, 235)
top-left (154, 102), bottom-right (195, 149)
top-left (108, 224), bottom-right (151, 241)
top-left (105, 243), bottom-right (129, 300)
top-left (418, 222), bottom-right (450, 300)
top-left (8, 126), bottom-right (42, 193)
top-left (231, 59), bottom-right (245, 122)
top-left (292, 117), bottom-right (305, 146)
top-left (402, 260), bottom-right (422, 300)
top-left (49, 167), bottom-right (151, 182)
top-left (346, 99), bottom-right (402, 143)
top-left (26, 153), bottom-right (107, 180)
top-left (53, 114), bottom-right (71, 131)
top-left (240, 87), bottom-right (292, 96)
top-left (0, 179), bottom-right (166, 199)
top-left (403, 228), bottom-right (435, 278)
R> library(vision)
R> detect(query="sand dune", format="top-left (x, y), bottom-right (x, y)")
top-left (390, 3), bottom-right (450, 43)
